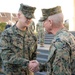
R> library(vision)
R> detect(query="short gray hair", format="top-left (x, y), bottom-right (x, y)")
top-left (48, 13), bottom-right (64, 27)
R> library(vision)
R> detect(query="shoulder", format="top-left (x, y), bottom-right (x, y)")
top-left (1, 26), bottom-right (14, 36)
top-left (55, 30), bottom-right (70, 41)
top-left (52, 30), bottom-right (74, 49)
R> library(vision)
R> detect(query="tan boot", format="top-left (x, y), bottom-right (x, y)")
top-left (40, 43), bottom-right (44, 47)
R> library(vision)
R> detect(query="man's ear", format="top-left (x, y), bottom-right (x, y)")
top-left (49, 19), bottom-right (52, 27)
top-left (17, 12), bottom-right (20, 19)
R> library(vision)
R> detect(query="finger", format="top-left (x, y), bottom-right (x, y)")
top-left (30, 60), bottom-right (37, 63)
top-left (31, 67), bottom-right (39, 72)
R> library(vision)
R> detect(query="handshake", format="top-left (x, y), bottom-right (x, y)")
top-left (28, 60), bottom-right (40, 72)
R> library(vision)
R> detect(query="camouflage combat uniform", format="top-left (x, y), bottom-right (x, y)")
top-left (29, 21), bottom-right (35, 32)
top-left (40, 28), bottom-right (75, 75)
top-left (36, 22), bottom-right (45, 46)
top-left (0, 25), bottom-right (37, 75)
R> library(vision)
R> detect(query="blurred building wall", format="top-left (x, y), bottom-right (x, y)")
top-left (73, 0), bottom-right (75, 30)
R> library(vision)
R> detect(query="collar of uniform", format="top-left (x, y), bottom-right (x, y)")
top-left (13, 25), bottom-right (28, 37)
top-left (55, 28), bottom-right (67, 36)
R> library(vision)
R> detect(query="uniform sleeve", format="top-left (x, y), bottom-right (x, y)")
top-left (39, 63), bottom-right (47, 72)
top-left (38, 43), bottom-right (56, 72)
top-left (37, 38), bottom-right (57, 72)
top-left (0, 31), bottom-right (29, 68)
top-left (30, 35), bottom-right (37, 60)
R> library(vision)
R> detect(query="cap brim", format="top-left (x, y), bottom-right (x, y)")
top-left (24, 15), bottom-right (35, 19)
top-left (39, 17), bottom-right (47, 22)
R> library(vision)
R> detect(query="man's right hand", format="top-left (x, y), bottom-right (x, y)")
top-left (28, 60), bottom-right (39, 72)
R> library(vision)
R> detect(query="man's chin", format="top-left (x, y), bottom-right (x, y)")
top-left (48, 32), bottom-right (52, 34)
top-left (24, 25), bottom-right (28, 28)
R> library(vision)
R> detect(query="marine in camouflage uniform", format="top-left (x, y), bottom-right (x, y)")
top-left (0, 3), bottom-right (37, 75)
top-left (38, 6), bottom-right (75, 75)
top-left (0, 25), bottom-right (5, 74)
top-left (29, 21), bottom-right (35, 33)
top-left (36, 21), bottom-right (45, 47)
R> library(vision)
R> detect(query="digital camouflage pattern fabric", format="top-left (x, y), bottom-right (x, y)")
top-left (19, 3), bottom-right (36, 19)
top-left (29, 21), bottom-right (35, 32)
top-left (39, 6), bottom-right (62, 22)
top-left (36, 21), bottom-right (45, 46)
top-left (0, 25), bottom-right (37, 75)
top-left (40, 28), bottom-right (75, 75)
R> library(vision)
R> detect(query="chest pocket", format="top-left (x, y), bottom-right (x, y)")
top-left (10, 35), bottom-right (23, 53)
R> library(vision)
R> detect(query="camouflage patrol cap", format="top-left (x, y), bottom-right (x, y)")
top-left (19, 3), bottom-right (36, 19)
top-left (39, 6), bottom-right (62, 22)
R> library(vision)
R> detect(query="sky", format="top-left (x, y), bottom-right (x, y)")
top-left (0, 0), bottom-right (74, 23)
